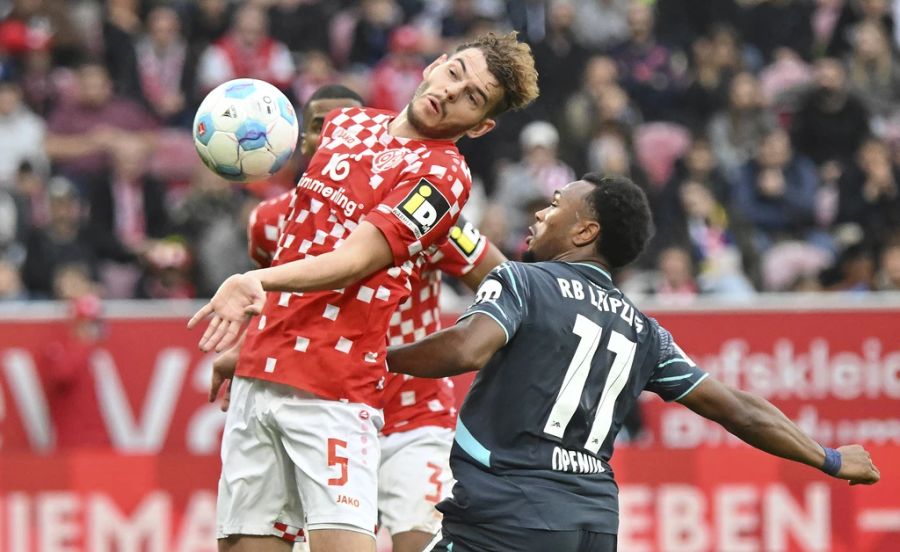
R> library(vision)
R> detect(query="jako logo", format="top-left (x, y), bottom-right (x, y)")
top-left (393, 179), bottom-right (450, 238)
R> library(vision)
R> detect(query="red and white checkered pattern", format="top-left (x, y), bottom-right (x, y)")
top-left (247, 191), bottom-right (293, 268)
top-left (238, 107), bottom-right (471, 408)
top-left (381, 224), bottom-right (491, 435)
top-left (272, 522), bottom-right (305, 543)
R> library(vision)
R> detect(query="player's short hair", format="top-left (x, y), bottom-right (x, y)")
top-left (455, 31), bottom-right (539, 117)
top-left (581, 173), bottom-right (653, 268)
top-left (302, 84), bottom-right (364, 120)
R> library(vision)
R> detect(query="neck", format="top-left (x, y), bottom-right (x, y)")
top-left (388, 106), bottom-right (461, 142)
top-left (554, 249), bottom-right (610, 270)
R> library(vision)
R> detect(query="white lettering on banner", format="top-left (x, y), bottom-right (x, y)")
top-left (37, 492), bottom-right (80, 552)
top-left (618, 484), bottom-right (830, 552)
top-left (764, 484), bottom-right (830, 551)
top-left (701, 338), bottom-right (900, 401)
top-left (91, 348), bottom-right (189, 453)
top-left (660, 404), bottom-right (900, 448)
top-left (88, 492), bottom-right (170, 552)
top-left (1, 491), bottom-right (218, 552)
top-left (618, 486), bottom-right (653, 552)
top-left (175, 492), bottom-right (218, 552)
top-left (717, 486), bottom-right (759, 552)
top-left (2, 349), bottom-right (53, 451)
top-left (6, 493), bottom-right (30, 552)
top-left (658, 485), bottom-right (709, 551)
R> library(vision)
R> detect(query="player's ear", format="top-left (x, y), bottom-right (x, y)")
top-left (465, 118), bottom-right (496, 139)
top-left (572, 220), bottom-right (601, 248)
top-left (423, 54), bottom-right (448, 79)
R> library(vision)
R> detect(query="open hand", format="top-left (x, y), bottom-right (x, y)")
top-left (188, 273), bottom-right (265, 352)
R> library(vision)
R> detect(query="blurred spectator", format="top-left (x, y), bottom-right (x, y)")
top-left (612, 2), bottom-right (688, 122)
top-left (102, 0), bottom-right (142, 100)
top-left (835, 137), bottom-right (900, 248)
top-left (183, 0), bottom-right (232, 52)
top-left (439, 0), bottom-right (481, 47)
top-left (656, 136), bottom-right (757, 293)
top-left (530, 0), bottom-right (588, 117)
top-left (5, 0), bottom-right (84, 66)
top-left (136, 238), bottom-right (194, 299)
top-left (39, 294), bottom-right (110, 449)
top-left (22, 177), bottom-right (96, 297)
top-left (134, 5), bottom-right (196, 125)
top-left (845, 20), bottom-right (900, 119)
top-left (171, 167), bottom-right (255, 297)
top-left (562, 56), bottom-right (641, 165)
top-left (813, 0), bottom-right (844, 55)
top-left (741, 0), bottom-right (814, 63)
top-left (348, 0), bottom-right (402, 68)
top-left (17, 40), bottom-right (58, 117)
top-left (791, 58), bottom-right (871, 167)
top-left (369, 25), bottom-right (426, 113)
top-left (45, 60), bottom-right (158, 187)
top-left (732, 128), bottom-right (825, 254)
top-left (680, 29), bottom-right (740, 128)
top-left (488, 121), bottom-right (575, 255)
top-left (267, 0), bottom-right (335, 55)
top-left (655, 246), bottom-right (700, 300)
top-left (0, 78), bottom-right (47, 189)
top-left (758, 48), bottom-right (814, 112)
top-left (85, 137), bottom-right (170, 297)
top-left (820, 241), bottom-right (876, 291)
top-left (875, 237), bottom-right (900, 289)
top-left (586, 123), bottom-right (646, 189)
top-left (708, 71), bottom-right (777, 180)
top-left (827, 0), bottom-right (894, 58)
top-left (0, 259), bottom-right (26, 300)
top-left (292, 50), bottom-right (341, 106)
top-left (197, 4), bottom-right (295, 93)
top-left (571, 0), bottom-right (630, 51)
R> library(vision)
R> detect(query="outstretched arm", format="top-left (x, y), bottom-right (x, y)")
top-left (678, 377), bottom-right (880, 485)
top-left (387, 313), bottom-right (507, 378)
top-left (188, 221), bottom-right (393, 352)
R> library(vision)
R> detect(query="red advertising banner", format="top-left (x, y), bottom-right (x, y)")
top-left (1, 302), bottom-right (899, 551)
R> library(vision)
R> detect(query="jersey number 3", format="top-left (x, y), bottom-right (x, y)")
top-left (543, 314), bottom-right (637, 454)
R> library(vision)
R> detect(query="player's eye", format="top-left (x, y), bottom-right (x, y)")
top-left (468, 92), bottom-right (477, 106)
top-left (449, 68), bottom-right (458, 79)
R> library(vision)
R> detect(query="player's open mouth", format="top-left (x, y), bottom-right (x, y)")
top-left (427, 97), bottom-right (441, 115)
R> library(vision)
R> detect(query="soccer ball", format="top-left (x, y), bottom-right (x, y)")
top-left (192, 78), bottom-right (299, 182)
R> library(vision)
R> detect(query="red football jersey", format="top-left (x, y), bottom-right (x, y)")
top-left (237, 107), bottom-right (471, 408)
top-left (380, 217), bottom-right (489, 435)
top-left (247, 190), bottom-right (293, 267)
top-left (247, 186), bottom-right (491, 433)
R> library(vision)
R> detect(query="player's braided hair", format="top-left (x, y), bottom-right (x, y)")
top-left (455, 31), bottom-right (539, 117)
top-left (582, 173), bottom-right (654, 268)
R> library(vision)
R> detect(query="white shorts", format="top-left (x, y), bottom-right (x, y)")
top-left (378, 426), bottom-right (454, 535)
top-left (217, 376), bottom-right (383, 540)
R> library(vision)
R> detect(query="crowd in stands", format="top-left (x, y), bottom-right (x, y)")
top-left (0, 0), bottom-right (899, 304)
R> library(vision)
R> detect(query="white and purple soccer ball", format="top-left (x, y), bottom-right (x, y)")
top-left (192, 78), bottom-right (299, 182)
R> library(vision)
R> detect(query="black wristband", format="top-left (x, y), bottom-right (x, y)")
top-left (821, 447), bottom-right (841, 476)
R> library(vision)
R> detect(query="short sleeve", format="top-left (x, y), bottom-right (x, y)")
top-left (366, 167), bottom-right (470, 266)
top-left (457, 262), bottom-right (528, 344)
top-left (643, 320), bottom-right (709, 402)
top-left (431, 216), bottom-right (489, 277)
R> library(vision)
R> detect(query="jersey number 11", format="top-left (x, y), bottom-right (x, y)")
top-left (543, 314), bottom-right (637, 454)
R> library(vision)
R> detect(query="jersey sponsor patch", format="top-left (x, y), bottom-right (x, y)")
top-left (392, 179), bottom-right (450, 239)
top-left (448, 219), bottom-right (484, 262)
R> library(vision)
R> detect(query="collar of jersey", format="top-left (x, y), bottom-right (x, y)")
top-left (570, 262), bottom-right (612, 283)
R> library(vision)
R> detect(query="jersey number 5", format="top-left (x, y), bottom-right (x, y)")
top-left (543, 314), bottom-right (636, 454)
